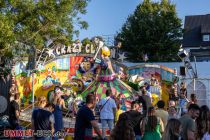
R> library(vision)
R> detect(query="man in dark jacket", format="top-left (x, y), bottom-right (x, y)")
top-left (74, 94), bottom-right (103, 140)
top-left (9, 93), bottom-right (20, 129)
top-left (124, 101), bottom-right (144, 140)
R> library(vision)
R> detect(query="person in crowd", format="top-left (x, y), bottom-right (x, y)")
top-left (169, 93), bottom-right (179, 104)
top-left (74, 94), bottom-right (103, 140)
top-left (150, 74), bottom-right (159, 86)
top-left (113, 94), bottom-right (121, 107)
top-left (9, 83), bottom-right (18, 101)
top-left (120, 97), bottom-right (127, 111)
top-left (141, 106), bottom-right (164, 140)
top-left (144, 82), bottom-right (150, 91)
top-left (94, 95), bottom-right (101, 119)
top-left (144, 82), bottom-right (150, 92)
top-left (201, 112), bottom-right (210, 140)
top-left (179, 90), bottom-right (189, 115)
top-left (188, 93), bottom-right (197, 105)
top-left (139, 85), bottom-right (152, 99)
top-left (154, 100), bottom-right (169, 128)
top-left (32, 96), bottom-right (55, 140)
top-left (45, 103), bottom-right (55, 113)
top-left (110, 113), bottom-right (135, 140)
top-left (168, 106), bottom-right (179, 119)
top-left (54, 86), bottom-right (67, 110)
top-left (196, 105), bottom-right (209, 140)
top-left (53, 92), bottom-right (66, 140)
top-left (9, 93), bottom-right (20, 130)
top-left (179, 104), bottom-right (200, 140)
top-left (162, 118), bottom-right (183, 140)
top-left (138, 90), bottom-right (152, 116)
top-left (169, 99), bottom-right (176, 107)
top-left (98, 89), bottom-right (117, 139)
top-left (180, 82), bottom-right (187, 98)
top-left (69, 99), bottom-right (78, 117)
top-left (125, 101), bottom-right (144, 140)
top-left (168, 99), bottom-right (179, 117)
top-left (115, 102), bottom-right (124, 124)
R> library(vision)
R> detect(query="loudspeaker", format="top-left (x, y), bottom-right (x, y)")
top-left (180, 66), bottom-right (186, 76)
top-left (178, 49), bottom-right (188, 58)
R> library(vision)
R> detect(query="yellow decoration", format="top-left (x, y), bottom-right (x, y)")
top-left (101, 46), bottom-right (110, 57)
top-left (64, 135), bottom-right (73, 140)
top-left (152, 93), bottom-right (159, 106)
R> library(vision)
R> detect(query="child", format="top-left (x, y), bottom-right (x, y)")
top-left (179, 92), bottom-right (189, 115)
top-left (115, 103), bottom-right (124, 124)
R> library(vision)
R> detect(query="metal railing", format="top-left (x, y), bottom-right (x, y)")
top-left (180, 78), bottom-right (210, 108)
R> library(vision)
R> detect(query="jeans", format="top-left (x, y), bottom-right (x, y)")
top-left (101, 119), bottom-right (114, 138)
top-left (9, 119), bottom-right (19, 130)
top-left (135, 135), bottom-right (141, 140)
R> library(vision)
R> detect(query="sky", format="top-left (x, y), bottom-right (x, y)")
top-left (76, 0), bottom-right (210, 40)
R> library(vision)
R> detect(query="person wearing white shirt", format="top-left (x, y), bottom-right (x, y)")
top-left (99, 89), bottom-right (117, 139)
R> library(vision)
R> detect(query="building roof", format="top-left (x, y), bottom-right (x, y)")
top-left (183, 14), bottom-right (210, 48)
top-left (190, 49), bottom-right (210, 57)
top-left (201, 24), bottom-right (210, 34)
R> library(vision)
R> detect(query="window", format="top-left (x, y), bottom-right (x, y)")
top-left (203, 35), bottom-right (210, 41)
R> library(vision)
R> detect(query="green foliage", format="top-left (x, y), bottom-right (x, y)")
top-left (116, 0), bottom-right (182, 62)
top-left (82, 38), bottom-right (92, 45)
top-left (126, 82), bottom-right (139, 91)
top-left (0, 14), bottom-right (15, 50)
top-left (0, 0), bottom-right (90, 57)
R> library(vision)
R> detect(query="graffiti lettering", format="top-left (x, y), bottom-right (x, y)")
top-left (85, 44), bottom-right (91, 53)
top-left (61, 46), bottom-right (66, 54)
top-left (66, 45), bottom-right (72, 53)
top-left (55, 47), bottom-right (61, 55)
top-left (54, 43), bottom-right (96, 56)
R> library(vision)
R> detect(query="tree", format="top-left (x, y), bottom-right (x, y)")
top-left (0, 0), bottom-right (89, 59)
top-left (115, 0), bottom-right (182, 62)
top-left (0, 1), bottom-right (90, 115)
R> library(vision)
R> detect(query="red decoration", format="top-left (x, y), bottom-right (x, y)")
top-left (69, 56), bottom-right (83, 78)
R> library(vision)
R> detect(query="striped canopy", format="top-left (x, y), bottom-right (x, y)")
top-left (81, 78), bottom-right (135, 99)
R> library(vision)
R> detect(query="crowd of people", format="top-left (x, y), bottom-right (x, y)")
top-left (7, 80), bottom-right (210, 140)
top-left (8, 86), bottom-right (67, 140)
top-left (73, 81), bottom-right (210, 140)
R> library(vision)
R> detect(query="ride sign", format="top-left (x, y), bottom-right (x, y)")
top-left (54, 43), bottom-right (96, 56)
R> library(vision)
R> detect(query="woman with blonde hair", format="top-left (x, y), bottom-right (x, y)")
top-left (32, 96), bottom-right (55, 140)
top-left (37, 96), bottom-right (47, 107)
top-left (202, 112), bottom-right (210, 140)
top-left (196, 105), bottom-right (209, 140)
top-left (162, 118), bottom-right (183, 140)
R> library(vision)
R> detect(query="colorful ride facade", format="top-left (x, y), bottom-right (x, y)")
top-left (14, 41), bottom-right (98, 105)
top-left (113, 62), bottom-right (177, 106)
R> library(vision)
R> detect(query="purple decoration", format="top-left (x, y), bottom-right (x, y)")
top-left (97, 74), bottom-right (116, 82)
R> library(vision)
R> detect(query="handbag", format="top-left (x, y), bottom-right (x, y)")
top-left (98, 98), bottom-right (110, 123)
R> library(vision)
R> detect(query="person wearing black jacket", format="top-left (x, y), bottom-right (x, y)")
top-left (125, 101), bottom-right (144, 140)
top-left (9, 93), bottom-right (20, 130)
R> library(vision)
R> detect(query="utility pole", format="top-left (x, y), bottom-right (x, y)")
top-left (27, 46), bottom-right (37, 109)
top-left (193, 56), bottom-right (198, 95)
